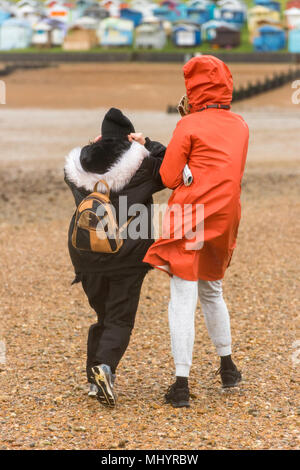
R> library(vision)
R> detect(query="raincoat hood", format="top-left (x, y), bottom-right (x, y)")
top-left (183, 55), bottom-right (233, 112)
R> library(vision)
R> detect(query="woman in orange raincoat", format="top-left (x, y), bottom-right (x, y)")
top-left (144, 56), bottom-right (249, 407)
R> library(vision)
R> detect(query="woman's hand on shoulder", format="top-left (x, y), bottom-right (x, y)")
top-left (128, 132), bottom-right (146, 146)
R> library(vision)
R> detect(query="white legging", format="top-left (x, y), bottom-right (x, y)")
top-left (168, 275), bottom-right (232, 377)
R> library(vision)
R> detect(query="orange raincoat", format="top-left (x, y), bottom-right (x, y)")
top-left (144, 56), bottom-right (249, 281)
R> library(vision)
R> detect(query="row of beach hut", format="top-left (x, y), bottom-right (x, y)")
top-left (0, 0), bottom-right (299, 52)
top-left (0, 16), bottom-right (242, 51)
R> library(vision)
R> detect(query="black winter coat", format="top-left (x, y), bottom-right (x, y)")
top-left (64, 138), bottom-right (166, 276)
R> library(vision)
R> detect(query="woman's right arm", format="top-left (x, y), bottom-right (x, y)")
top-left (159, 119), bottom-right (192, 190)
top-left (144, 138), bottom-right (166, 193)
top-left (129, 132), bottom-right (166, 193)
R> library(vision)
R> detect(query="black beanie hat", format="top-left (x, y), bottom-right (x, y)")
top-left (101, 108), bottom-right (135, 140)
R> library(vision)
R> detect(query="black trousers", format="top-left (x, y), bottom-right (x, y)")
top-left (81, 269), bottom-right (147, 381)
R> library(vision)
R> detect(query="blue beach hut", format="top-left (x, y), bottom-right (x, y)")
top-left (186, 7), bottom-right (210, 25)
top-left (153, 5), bottom-right (180, 23)
top-left (172, 22), bottom-right (201, 46)
top-left (219, 5), bottom-right (246, 28)
top-left (120, 8), bottom-right (143, 27)
top-left (0, 9), bottom-right (10, 25)
top-left (288, 27), bottom-right (300, 52)
top-left (253, 25), bottom-right (286, 51)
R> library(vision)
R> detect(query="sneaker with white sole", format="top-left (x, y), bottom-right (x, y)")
top-left (90, 364), bottom-right (116, 407)
top-left (88, 383), bottom-right (98, 398)
top-left (165, 382), bottom-right (190, 408)
top-left (216, 364), bottom-right (242, 388)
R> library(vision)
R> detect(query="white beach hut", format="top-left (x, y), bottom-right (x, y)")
top-left (135, 20), bottom-right (166, 49)
top-left (99, 17), bottom-right (134, 46)
top-left (285, 7), bottom-right (300, 29)
top-left (32, 20), bottom-right (52, 46)
top-left (32, 18), bottom-right (66, 47)
top-left (74, 15), bottom-right (99, 30)
top-left (0, 18), bottom-right (32, 50)
top-left (14, 0), bottom-right (43, 26)
top-left (48, 4), bottom-right (72, 24)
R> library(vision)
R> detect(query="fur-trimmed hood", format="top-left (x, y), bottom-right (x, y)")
top-left (65, 137), bottom-right (166, 275)
top-left (64, 140), bottom-right (150, 193)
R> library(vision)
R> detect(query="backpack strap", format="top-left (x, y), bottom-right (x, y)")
top-left (94, 179), bottom-right (110, 196)
top-left (119, 216), bottom-right (135, 235)
top-left (93, 178), bottom-right (134, 235)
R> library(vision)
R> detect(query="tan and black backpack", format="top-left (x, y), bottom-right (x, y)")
top-left (72, 179), bottom-right (132, 254)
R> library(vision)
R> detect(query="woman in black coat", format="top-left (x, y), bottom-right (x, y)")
top-left (64, 108), bottom-right (166, 407)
